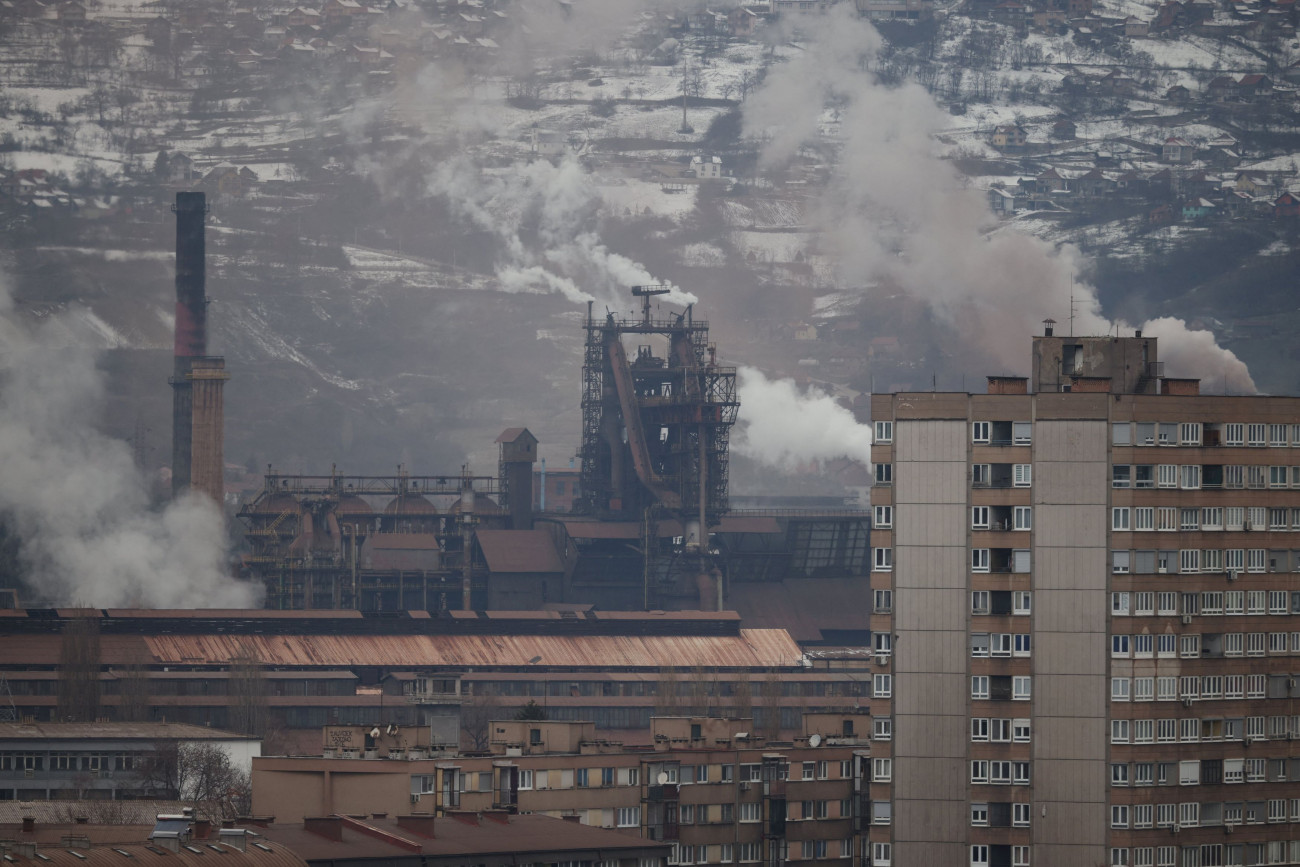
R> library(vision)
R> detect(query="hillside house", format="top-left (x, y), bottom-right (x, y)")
top-left (1067, 0), bottom-right (1092, 16)
top-left (202, 164), bottom-right (258, 198)
top-left (1205, 76), bottom-right (1237, 101)
top-left (286, 6), bottom-right (322, 26)
top-left (991, 123), bottom-right (1028, 151)
top-left (1165, 84), bottom-right (1191, 102)
top-left (988, 185), bottom-right (1019, 214)
top-left (728, 6), bottom-right (760, 34)
top-left (690, 155), bottom-right (724, 179)
top-left (1237, 73), bottom-right (1274, 99)
top-left (1275, 191), bottom-right (1300, 217)
top-left (528, 126), bottom-right (566, 157)
top-left (1181, 198), bottom-right (1217, 220)
top-left (1050, 117), bottom-right (1076, 139)
top-left (1123, 14), bottom-right (1149, 34)
top-left (322, 0), bottom-right (363, 24)
top-left (1161, 137), bottom-right (1194, 163)
top-left (1234, 171), bottom-right (1274, 196)
top-left (1099, 69), bottom-right (1136, 95)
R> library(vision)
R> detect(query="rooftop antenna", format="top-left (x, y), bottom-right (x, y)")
top-left (1068, 276), bottom-right (1076, 337)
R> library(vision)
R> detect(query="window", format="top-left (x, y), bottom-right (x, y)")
top-left (971, 845), bottom-right (989, 866)
top-left (973, 422), bottom-right (990, 443)
top-left (873, 718), bottom-right (892, 740)
top-left (971, 676), bottom-right (990, 700)
top-left (1113, 465), bottom-right (1132, 488)
top-left (972, 549), bottom-right (990, 572)
top-left (739, 844), bottom-right (760, 863)
top-left (1112, 719), bottom-right (1130, 743)
top-left (1013, 592), bottom-right (1031, 614)
top-left (1013, 803), bottom-right (1031, 827)
top-left (873, 506), bottom-right (892, 528)
top-left (617, 807), bottom-right (641, 828)
top-left (1013, 719), bottom-right (1030, 742)
top-left (1013, 422), bottom-right (1032, 445)
top-left (1112, 678), bottom-right (1130, 701)
top-left (1157, 464), bottom-right (1177, 488)
top-left (1013, 762), bottom-right (1030, 784)
top-left (1180, 423), bottom-right (1201, 445)
top-left (1112, 592), bottom-right (1130, 615)
top-left (874, 464), bottom-right (892, 486)
top-left (1225, 423), bottom-right (1245, 445)
top-left (1112, 635), bottom-right (1131, 657)
top-left (1014, 634), bottom-right (1031, 657)
top-left (872, 843), bottom-right (891, 867)
top-left (1135, 592), bottom-right (1154, 615)
top-left (1113, 422), bottom-right (1132, 445)
top-left (972, 591), bottom-right (990, 614)
top-left (1013, 676), bottom-right (1031, 700)
top-left (972, 464), bottom-right (990, 485)
top-left (873, 548), bottom-right (892, 571)
top-left (1249, 423), bottom-right (1266, 446)
top-left (972, 506), bottom-right (990, 529)
top-left (1113, 507), bottom-right (1131, 530)
top-left (971, 718), bottom-right (989, 741)
top-left (1012, 847), bottom-right (1029, 867)
top-left (991, 719), bottom-right (1012, 742)
top-left (1013, 464), bottom-right (1032, 487)
top-left (873, 590), bottom-right (893, 613)
top-left (1014, 506), bottom-right (1032, 530)
top-left (1134, 507), bottom-right (1154, 530)
top-left (970, 803), bottom-right (988, 826)
top-left (739, 803), bottom-right (760, 823)
top-left (874, 421), bottom-right (893, 443)
top-left (1112, 805), bottom-right (1129, 829)
top-left (873, 674), bottom-right (891, 698)
top-left (1113, 551), bottom-right (1130, 574)
top-left (872, 758), bottom-right (892, 782)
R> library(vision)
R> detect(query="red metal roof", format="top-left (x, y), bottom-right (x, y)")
top-left (141, 629), bottom-right (801, 669)
top-left (475, 530), bottom-right (564, 573)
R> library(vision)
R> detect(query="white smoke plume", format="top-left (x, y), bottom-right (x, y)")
top-left (733, 367), bottom-right (872, 470)
top-left (0, 280), bottom-right (259, 608)
top-left (743, 8), bottom-right (1255, 393)
top-left (428, 155), bottom-right (697, 308)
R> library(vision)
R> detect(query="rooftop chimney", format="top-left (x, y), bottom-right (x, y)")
top-left (1042, 318), bottom-right (1056, 337)
top-left (21, 817), bottom-right (34, 834)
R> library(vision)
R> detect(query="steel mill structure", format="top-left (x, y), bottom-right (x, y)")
top-left (170, 191), bottom-right (228, 505)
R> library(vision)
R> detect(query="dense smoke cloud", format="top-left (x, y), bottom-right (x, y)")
top-left (428, 155), bottom-right (697, 307)
top-left (743, 8), bottom-right (1255, 393)
top-left (734, 367), bottom-right (871, 470)
top-left (0, 280), bottom-right (258, 607)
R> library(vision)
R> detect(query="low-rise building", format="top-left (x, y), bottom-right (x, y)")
top-left (253, 715), bottom-right (875, 867)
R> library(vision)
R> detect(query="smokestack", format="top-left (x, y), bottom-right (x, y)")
top-left (171, 192), bottom-right (228, 504)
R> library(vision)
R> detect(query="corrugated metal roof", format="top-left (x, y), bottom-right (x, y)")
top-left (142, 629), bottom-right (802, 669)
top-left (475, 530), bottom-right (564, 573)
top-left (0, 722), bottom-right (255, 741)
top-left (729, 579), bottom-right (873, 643)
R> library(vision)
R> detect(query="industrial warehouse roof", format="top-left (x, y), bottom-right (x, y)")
top-left (474, 530), bottom-right (564, 573)
top-left (137, 629), bottom-right (801, 668)
top-left (0, 722), bottom-right (256, 741)
top-left (729, 579), bottom-right (874, 644)
top-left (553, 515), bottom-right (781, 539)
top-left (249, 813), bottom-right (662, 863)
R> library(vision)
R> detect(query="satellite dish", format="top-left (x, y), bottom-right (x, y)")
top-left (369, 727), bottom-right (381, 738)
top-left (656, 772), bottom-right (669, 785)
top-left (808, 734), bottom-right (822, 748)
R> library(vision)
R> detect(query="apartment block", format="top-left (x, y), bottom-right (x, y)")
top-left (870, 329), bottom-right (1300, 867)
top-left (253, 716), bottom-right (876, 867)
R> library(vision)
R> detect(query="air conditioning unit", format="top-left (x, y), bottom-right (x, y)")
top-left (875, 656), bottom-right (889, 666)
top-left (1227, 571), bottom-right (1238, 582)
top-left (23, 769), bottom-right (33, 779)
top-left (1224, 823), bottom-right (1234, 835)
top-left (739, 783), bottom-right (751, 792)
top-left (410, 794), bottom-right (421, 805)
top-left (1182, 697), bottom-right (1194, 708)
top-left (1158, 568), bottom-right (1167, 574)
top-left (1181, 614), bottom-right (1193, 625)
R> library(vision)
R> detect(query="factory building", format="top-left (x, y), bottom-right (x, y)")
top-left (869, 328), bottom-right (1300, 867)
top-left (0, 609), bottom-right (874, 753)
top-left (236, 288), bottom-right (872, 624)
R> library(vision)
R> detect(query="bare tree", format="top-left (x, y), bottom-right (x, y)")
top-left (57, 612), bottom-right (101, 722)
top-left (761, 669), bottom-right (782, 740)
top-left (228, 643), bottom-right (267, 737)
top-left (136, 741), bottom-right (251, 820)
top-left (460, 690), bottom-right (499, 752)
top-left (655, 667), bottom-right (680, 716)
top-left (116, 657), bottom-right (152, 724)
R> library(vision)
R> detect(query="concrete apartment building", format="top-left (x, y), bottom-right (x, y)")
top-left (870, 329), bottom-right (1300, 867)
top-left (253, 715), bottom-right (876, 867)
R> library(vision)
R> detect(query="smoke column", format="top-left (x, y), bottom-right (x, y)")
top-left (733, 367), bottom-right (872, 470)
top-left (0, 278), bottom-right (259, 608)
top-left (742, 8), bottom-right (1255, 393)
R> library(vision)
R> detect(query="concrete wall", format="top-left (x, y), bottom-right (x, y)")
top-left (893, 418), bottom-right (968, 864)
top-left (1032, 418), bottom-right (1108, 867)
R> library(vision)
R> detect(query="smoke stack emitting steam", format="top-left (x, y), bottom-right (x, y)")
top-left (0, 277), bottom-right (258, 607)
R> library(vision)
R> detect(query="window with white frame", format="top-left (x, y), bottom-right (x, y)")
top-left (1135, 592), bottom-right (1154, 615)
top-left (972, 549), bottom-right (990, 572)
top-left (1111, 763), bottom-right (1129, 786)
top-left (872, 758), bottom-right (891, 782)
top-left (873, 506), bottom-right (892, 528)
top-left (1180, 423), bottom-right (1201, 445)
top-left (1013, 719), bottom-right (1030, 742)
top-left (873, 674), bottom-right (892, 698)
top-left (1013, 676), bottom-right (1031, 700)
top-left (1112, 719), bottom-right (1130, 743)
top-left (972, 506), bottom-right (989, 529)
top-left (1225, 423), bottom-right (1245, 445)
top-left (1112, 591), bottom-right (1130, 614)
top-left (1113, 551), bottom-right (1131, 574)
top-left (971, 718), bottom-right (989, 741)
top-left (873, 718), bottom-right (892, 740)
top-left (1249, 423), bottom-right (1266, 446)
top-left (1112, 635), bottom-right (1131, 657)
top-left (970, 761), bottom-right (989, 784)
top-left (874, 421), bottom-right (893, 443)
top-left (1014, 634), bottom-right (1031, 657)
top-left (1134, 507), bottom-right (1154, 530)
top-left (971, 845), bottom-right (989, 866)
top-left (1013, 803), bottom-right (1030, 827)
top-left (1013, 464), bottom-right (1031, 487)
top-left (872, 843), bottom-right (890, 867)
top-left (972, 591), bottom-right (990, 614)
top-left (971, 676), bottom-right (989, 700)
top-left (873, 589), bottom-right (892, 613)
top-left (1013, 592), bottom-right (1031, 614)
top-left (1134, 677), bottom-right (1153, 701)
top-left (1112, 678), bottom-right (1130, 701)
top-left (972, 422), bottom-right (990, 443)
top-left (873, 548), bottom-right (892, 571)
top-left (1013, 506), bottom-right (1032, 530)
top-left (1013, 422), bottom-right (1032, 445)
top-left (1157, 464), bottom-right (1177, 488)
top-left (1012, 847), bottom-right (1029, 867)
top-left (1112, 805), bottom-right (1129, 828)
top-left (1113, 507), bottom-right (1130, 530)
top-left (874, 464), bottom-right (892, 485)
top-left (1134, 720), bottom-right (1154, 743)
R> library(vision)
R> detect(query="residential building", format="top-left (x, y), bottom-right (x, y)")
top-left (870, 328), bottom-right (1300, 867)
top-left (253, 715), bottom-right (874, 867)
top-left (0, 722), bottom-right (260, 802)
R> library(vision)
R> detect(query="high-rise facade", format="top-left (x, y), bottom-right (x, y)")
top-left (870, 331), bottom-right (1300, 867)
